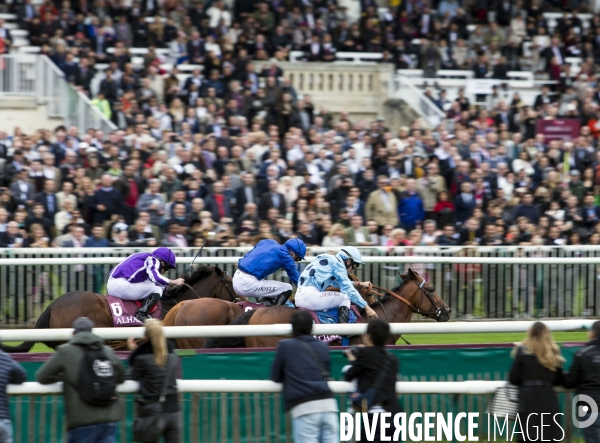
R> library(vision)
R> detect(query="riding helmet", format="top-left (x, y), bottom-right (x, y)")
top-left (336, 246), bottom-right (363, 266)
top-left (152, 247), bottom-right (177, 270)
top-left (285, 238), bottom-right (307, 260)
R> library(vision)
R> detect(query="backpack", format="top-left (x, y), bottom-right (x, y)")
top-left (76, 345), bottom-right (118, 407)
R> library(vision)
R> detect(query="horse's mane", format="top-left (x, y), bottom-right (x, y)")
top-left (165, 264), bottom-right (214, 298)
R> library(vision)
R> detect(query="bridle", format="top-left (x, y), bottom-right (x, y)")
top-left (216, 270), bottom-right (240, 302)
top-left (164, 268), bottom-right (240, 306)
top-left (371, 277), bottom-right (446, 319)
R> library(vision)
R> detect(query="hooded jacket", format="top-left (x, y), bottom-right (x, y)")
top-left (35, 331), bottom-right (126, 430)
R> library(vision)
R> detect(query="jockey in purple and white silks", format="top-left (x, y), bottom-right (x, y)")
top-left (107, 247), bottom-right (184, 321)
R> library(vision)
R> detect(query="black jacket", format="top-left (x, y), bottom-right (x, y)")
top-left (90, 188), bottom-right (124, 224)
top-left (508, 347), bottom-right (565, 442)
top-left (270, 335), bottom-right (334, 411)
top-left (0, 350), bottom-right (26, 420)
top-left (564, 338), bottom-right (600, 406)
top-left (128, 340), bottom-right (180, 413)
top-left (344, 346), bottom-right (401, 414)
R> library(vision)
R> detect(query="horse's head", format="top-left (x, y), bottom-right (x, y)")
top-left (165, 265), bottom-right (238, 303)
top-left (394, 268), bottom-right (451, 322)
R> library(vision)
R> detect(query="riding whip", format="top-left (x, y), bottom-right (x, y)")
top-left (184, 240), bottom-right (206, 278)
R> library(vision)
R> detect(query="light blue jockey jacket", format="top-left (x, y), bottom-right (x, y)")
top-left (238, 239), bottom-right (300, 286)
top-left (298, 253), bottom-right (367, 308)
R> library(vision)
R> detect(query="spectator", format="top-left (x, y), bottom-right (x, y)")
top-left (508, 322), bottom-right (565, 443)
top-left (270, 310), bottom-right (339, 443)
top-left (127, 319), bottom-right (180, 443)
top-left (136, 179), bottom-right (166, 227)
top-left (398, 179), bottom-right (425, 231)
top-left (564, 320), bottom-right (600, 442)
top-left (0, 339), bottom-right (27, 443)
top-left (0, 221), bottom-right (30, 248)
top-left (34, 179), bottom-right (58, 220)
top-left (90, 174), bottom-right (124, 225)
top-left (36, 317), bottom-right (126, 443)
top-left (366, 176), bottom-right (399, 230)
top-left (344, 319), bottom-right (401, 441)
top-left (344, 215), bottom-right (372, 246)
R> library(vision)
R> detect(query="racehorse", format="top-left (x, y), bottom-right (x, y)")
top-left (0, 265), bottom-right (238, 352)
top-left (205, 269), bottom-right (451, 348)
top-left (160, 272), bottom-right (376, 349)
top-left (162, 298), bottom-right (244, 349)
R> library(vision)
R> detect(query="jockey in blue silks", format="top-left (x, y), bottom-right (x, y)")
top-left (294, 246), bottom-right (378, 323)
top-left (233, 238), bottom-right (307, 305)
top-left (107, 247), bottom-right (185, 321)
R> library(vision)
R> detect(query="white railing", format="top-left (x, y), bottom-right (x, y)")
top-left (393, 74), bottom-right (448, 130)
top-left (0, 55), bottom-right (116, 134)
top-left (4, 246), bottom-right (600, 323)
top-left (6, 380), bottom-right (521, 396)
top-left (0, 319), bottom-right (592, 342)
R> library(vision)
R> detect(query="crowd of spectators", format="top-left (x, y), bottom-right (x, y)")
top-left (0, 0), bottom-right (597, 249)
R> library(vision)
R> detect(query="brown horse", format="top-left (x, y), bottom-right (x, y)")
top-left (162, 298), bottom-right (244, 348)
top-left (159, 272), bottom-right (376, 349)
top-left (205, 269), bottom-right (451, 348)
top-left (0, 265), bottom-right (237, 352)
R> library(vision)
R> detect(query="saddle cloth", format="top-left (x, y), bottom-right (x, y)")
top-left (105, 295), bottom-right (161, 327)
top-left (236, 301), bottom-right (362, 344)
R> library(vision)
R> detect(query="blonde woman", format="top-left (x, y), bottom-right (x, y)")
top-left (508, 322), bottom-right (565, 443)
top-left (321, 223), bottom-right (346, 247)
top-left (128, 319), bottom-right (180, 443)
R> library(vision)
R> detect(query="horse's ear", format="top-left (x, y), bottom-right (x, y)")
top-left (408, 268), bottom-right (417, 279)
top-left (214, 266), bottom-right (223, 276)
top-left (398, 272), bottom-right (408, 281)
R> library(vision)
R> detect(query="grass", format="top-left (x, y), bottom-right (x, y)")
top-left (3, 342), bottom-right (54, 352)
top-left (398, 331), bottom-right (590, 345)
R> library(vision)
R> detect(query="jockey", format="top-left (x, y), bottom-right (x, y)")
top-left (294, 246), bottom-right (378, 323)
top-left (233, 238), bottom-right (306, 305)
top-left (107, 247), bottom-right (185, 321)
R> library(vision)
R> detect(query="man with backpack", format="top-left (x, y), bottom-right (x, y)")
top-left (36, 317), bottom-right (126, 443)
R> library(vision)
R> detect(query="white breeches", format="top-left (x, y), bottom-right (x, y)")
top-left (233, 270), bottom-right (292, 298)
top-left (107, 277), bottom-right (164, 301)
top-left (294, 285), bottom-right (351, 311)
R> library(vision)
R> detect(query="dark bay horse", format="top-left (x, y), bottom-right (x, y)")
top-left (205, 269), bottom-right (451, 348)
top-left (0, 265), bottom-right (237, 352)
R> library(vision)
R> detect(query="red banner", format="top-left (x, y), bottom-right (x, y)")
top-left (535, 118), bottom-right (581, 142)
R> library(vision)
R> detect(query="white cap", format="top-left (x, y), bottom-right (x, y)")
top-left (86, 147), bottom-right (98, 154)
top-left (78, 142), bottom-right (89, 150)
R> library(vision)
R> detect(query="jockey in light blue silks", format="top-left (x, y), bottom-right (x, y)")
top-left (107, 247), bottom-right (185, 321)
top-left (294, 246), bottom-right (378, 323)
top-left (233, 238), bottom-right (307, 305)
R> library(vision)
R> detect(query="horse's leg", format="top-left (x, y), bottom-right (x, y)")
top-left (246, 307), bottom-right (296, 348)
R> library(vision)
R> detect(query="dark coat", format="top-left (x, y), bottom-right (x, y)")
top-left (344, 346), bottom-right (401, 414)
top-left (258, 192), bottom-right (287, 219)
top-left (0, 350), bottom-right (26, 420)
top-left (0, 232), bottom-right (29, 248)
top-left (454, 193), bottom-right (476, 224)
top-left (128, 340), bottom-right (180, 413)
top-left (89, 188), bottom-right (124, 224)
top-left (564, 338), bottom-right (600, 407)
top-left (508, 347), bottom-right (565, 443)
top-left (34, 191), bottom-right (59, 219)
top-left (204, 194), bottom-right (232, 222)
top-left (270, 335), bottom-right (334, 411)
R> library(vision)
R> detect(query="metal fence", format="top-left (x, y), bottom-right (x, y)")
top-left (2, 246), bottom-right (600, 325)
top-left (0, 54), bottom-right (117, 134)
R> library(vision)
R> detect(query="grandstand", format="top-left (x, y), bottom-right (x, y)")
top-left (0, 0), bottom-right (599, 441)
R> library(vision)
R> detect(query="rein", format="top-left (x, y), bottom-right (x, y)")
top-left (372, 277), bottom-right (444, 318)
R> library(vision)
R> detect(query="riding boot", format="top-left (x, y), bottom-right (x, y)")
top-left (338, 306), bottom-right (350, 323)
top-left (135, 293), bottom-right (160, 322)
top-left (275, 290), bottom-right (293, 306)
